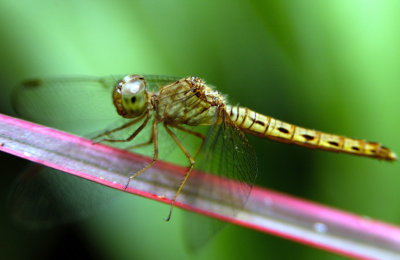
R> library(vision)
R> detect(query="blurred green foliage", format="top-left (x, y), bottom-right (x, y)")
top-left (0, 0), bottom-right (399, 259)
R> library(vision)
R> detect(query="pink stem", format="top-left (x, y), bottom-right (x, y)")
top-left (1, 113), bottom-right (400, 259)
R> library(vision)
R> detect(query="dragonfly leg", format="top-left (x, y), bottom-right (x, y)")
top-left (92, 112), bottom-right (147, 143)
top-left (170, 124), bottom-right (205, 159)
top-left (124, 125), bottom-right (155, 150)
top-left (103, 112), bottom-right (151, 143)
top-left (164, 123), bottom-right (195, 221)
top-left (124, 119), bottom-right (159, 189)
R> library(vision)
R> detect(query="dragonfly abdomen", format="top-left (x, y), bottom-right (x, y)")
top-left (226, 106), bottom-right (397, 161)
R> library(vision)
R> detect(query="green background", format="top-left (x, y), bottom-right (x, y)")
top-left (1, 0), bottom-right (399, 259)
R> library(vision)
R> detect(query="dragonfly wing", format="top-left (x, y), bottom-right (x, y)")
top-left (8, 165), bottom-right (119, 229)
top-left (182, 211), bottom-right (227, 252)
top-left (142, 74), bottom-right (182, 92)
top-left (12, 76), bottom-right (124, 135)
top-left (12, 74), bottom-right (184, 135)
top-left (188, 110), bottom-right (257, 211)
top-left (180, 109), bottom-right (258, 250)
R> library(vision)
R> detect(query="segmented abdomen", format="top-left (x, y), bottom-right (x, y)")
top-left (226, 106), bottom-right (397, 161)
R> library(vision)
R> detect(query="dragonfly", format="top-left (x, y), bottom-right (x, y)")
top-left (13, 74), bottom-right (397, 222)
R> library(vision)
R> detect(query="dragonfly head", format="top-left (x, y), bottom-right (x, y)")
top-left (113, 74), bottom-right (149, 118)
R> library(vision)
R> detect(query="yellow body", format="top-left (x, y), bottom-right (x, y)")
top-left (113, 75), bottom-right (396, 161)
top-left (226, 106), bottom-right (397, 161)
top-left (155, 76), bottom-right (224, 126)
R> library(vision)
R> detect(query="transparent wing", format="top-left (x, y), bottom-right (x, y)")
top-left (12, 74), bottom-right (183, 135)
top-left (187, 110), bottom-right (257, 211)
top-left (143, 74), bottom-right (183, 92)
top-left (180, 110), bottom-right (258, 250)
top-left (8, 165), bottom-right (119, 229)
top-left (13, 76), bottom-right (117, 135)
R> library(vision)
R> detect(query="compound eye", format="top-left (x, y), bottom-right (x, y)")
top-left (113, 75), bottom-right (148, 118)
top-left (121, 78), bottom-right (145, 97)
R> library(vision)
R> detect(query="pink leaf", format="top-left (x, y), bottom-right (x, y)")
top-left (1, 113), bottom-right (400, 259)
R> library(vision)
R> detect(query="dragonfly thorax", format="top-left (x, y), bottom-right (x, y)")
top-left (154, 76), bottom-right (226, 126)
top-left (113, 74), bottom-right (150, 118)
top-left (187, 76), bottom-right (226, 106)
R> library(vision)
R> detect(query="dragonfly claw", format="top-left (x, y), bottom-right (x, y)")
top-left (164, 200), bottom-right (175, 222)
